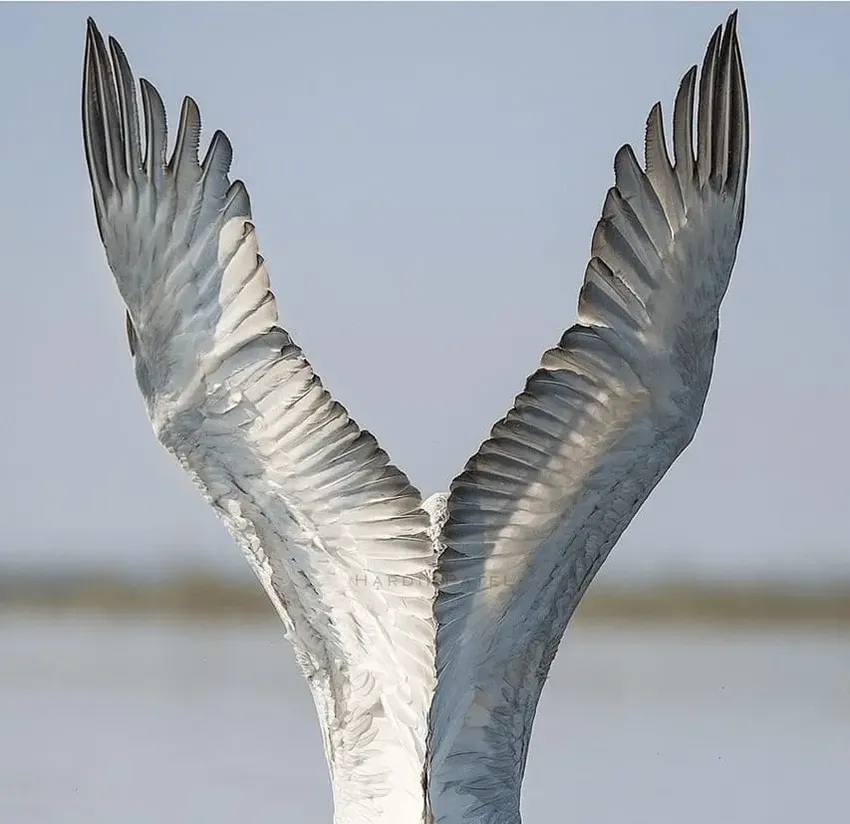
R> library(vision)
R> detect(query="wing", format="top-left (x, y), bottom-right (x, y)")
top-left (428, 13), bottom-right (749, 823)
top-left (82, 20), bottom-right (436, 824)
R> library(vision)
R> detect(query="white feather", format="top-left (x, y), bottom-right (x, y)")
top-left (427, 14), bottom-right (748, 824)
top-left (83, 11), bottom-right (748, 824)
top-left (82, 21), bottom-right (437, 824)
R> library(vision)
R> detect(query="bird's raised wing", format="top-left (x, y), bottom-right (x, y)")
top-left (428, 13), bottom-right (749, 823)
top-left (82, 20), bottom-right (436, 824)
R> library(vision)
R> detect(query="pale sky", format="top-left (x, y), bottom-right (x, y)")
top-left (1, 3), bottom-right (847, 583)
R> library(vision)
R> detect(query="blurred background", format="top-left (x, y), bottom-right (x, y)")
top-left (1, 3), bottom-right (848, 823)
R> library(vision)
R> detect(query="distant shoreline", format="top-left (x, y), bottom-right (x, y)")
top-left (2, 570), bottom-right (849, 628)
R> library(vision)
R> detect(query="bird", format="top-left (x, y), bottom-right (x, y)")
top-left (81, 10), bottom-right (748, 824)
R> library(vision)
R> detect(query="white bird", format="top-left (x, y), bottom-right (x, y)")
top-left (82, 11), bottom-right (748, 824)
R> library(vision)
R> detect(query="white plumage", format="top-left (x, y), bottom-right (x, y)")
top-left (82, 11), bottom-right (748, 824)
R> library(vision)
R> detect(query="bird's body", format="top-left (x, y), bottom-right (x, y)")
top-left (82, 12), bottom-right (748, 824)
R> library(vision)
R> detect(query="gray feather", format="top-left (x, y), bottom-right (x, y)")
top-left (82, 19), bottom-right (437, 824)
top-left (429, 13), bottom-right (749, 823)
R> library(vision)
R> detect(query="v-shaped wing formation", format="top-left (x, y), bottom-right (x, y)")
top-left (83, 12), bottom-right (748, 824)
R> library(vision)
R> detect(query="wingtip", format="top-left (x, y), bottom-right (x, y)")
top-left (720, 10), bottom-right (739, 53)
top-left (184, 95), bottom-right (201, 118)
top-left (723, 11), bottom-right (741, 55)
top-left (674, 63), bottom-right (698, 110)
top-left (692, 10), bottom-right (748, 195)
top-left (139, 76), bottom-right (156, 96)
top-left (107, 34), bottom-right (124, 58)
top-left (84, 21), bottom-right (95, 66)
top-left (86, 17), bottom-right (102, 47)
top-left (85, 16), bottom-right (110, 78)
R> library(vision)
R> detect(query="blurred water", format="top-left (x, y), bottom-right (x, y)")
top-left (1, 616), bottom-right (847, 823)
